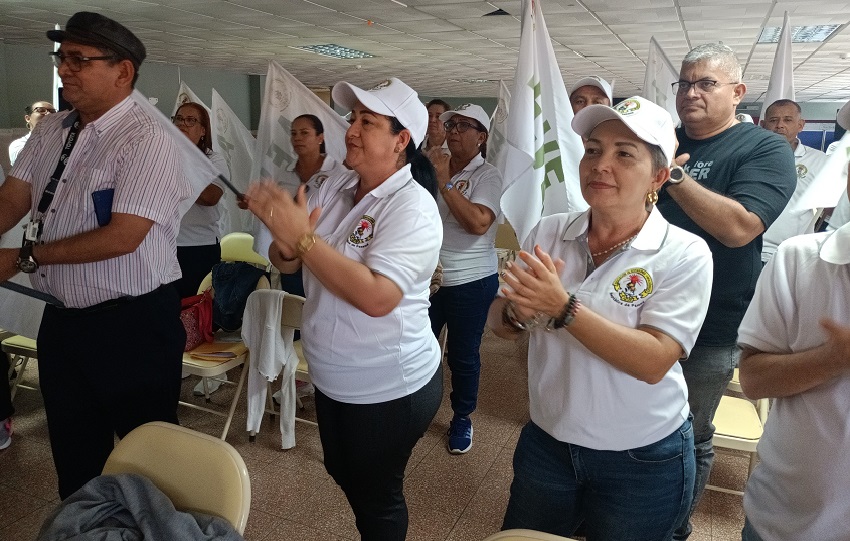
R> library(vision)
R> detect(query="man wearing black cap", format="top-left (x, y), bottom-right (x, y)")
top-left (0, 12), bottom-right (191, 499)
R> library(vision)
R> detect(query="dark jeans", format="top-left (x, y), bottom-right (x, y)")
top-left (503, 419), bottom-right (695, 541)
top-left (314, 365), bottom-right (443, 541)
top-left (673, 345), bottom-right (738, 540)
top-left (38, 284), bottom-right (185, 499)
top-left (175, 242), bottom-right (221, 298)
top-left (428, 273), bottom-right (498, 417)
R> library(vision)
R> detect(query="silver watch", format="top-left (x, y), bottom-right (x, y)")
top-left (668, 165), bottom-right (686, 185)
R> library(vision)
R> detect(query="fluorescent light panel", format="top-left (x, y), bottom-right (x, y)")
top-left (293, 44), bottom-right (374, 59)
top-left (757, 25), bottom-right (841, 44)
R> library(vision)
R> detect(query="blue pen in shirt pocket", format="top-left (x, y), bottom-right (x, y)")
top-left (91, 188), bottom-right (114, 226)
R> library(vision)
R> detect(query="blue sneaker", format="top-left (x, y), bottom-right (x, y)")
top-left (447, 415), bottom-right (473, 454)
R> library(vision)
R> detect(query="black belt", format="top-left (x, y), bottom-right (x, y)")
top-left (53, 284), bottom-right (172, 316)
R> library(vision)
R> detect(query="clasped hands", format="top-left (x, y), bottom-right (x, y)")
top-left (501, 245), bottom-right (570, 322)
top-left (244, 181), bottom-right (320, 260)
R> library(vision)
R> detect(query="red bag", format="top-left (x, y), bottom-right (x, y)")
top-left (180, 290), bottom-right (214, 351)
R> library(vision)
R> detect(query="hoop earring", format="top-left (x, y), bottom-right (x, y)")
top-left (645, 190), bottom-right (659, 211)
top-left (26, 122), bottom-right (31, 130)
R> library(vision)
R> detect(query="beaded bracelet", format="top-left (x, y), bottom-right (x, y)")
top-left (548, 294), bottom-right (581, 330)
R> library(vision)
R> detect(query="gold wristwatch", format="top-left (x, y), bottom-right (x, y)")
top-left (294, 232), bottom-right (318, 258)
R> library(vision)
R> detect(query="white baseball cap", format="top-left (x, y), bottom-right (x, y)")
top-left (569, 76), bottom-right (613, 103)
top-left (571, 96), bottom-right (676, 165)
top-left (735, 113), bottom-right (754, 124)
top-left (332, 77), bottom-right (428, 147)
top-left (439, 103), bottom-right (491, 132)
top-left (837, 100), bottom-right (850, 130)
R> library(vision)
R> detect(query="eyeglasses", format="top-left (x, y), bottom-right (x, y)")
top-left (672, 79), bottom-right (739, 95)
top-left (444, 120), bottom-right (481, 133)
top-left (31, 106), bottom-right (56, 114)
top-left (171, 115), bottom-right (200, 127)
top-left (49, 52), bottom-right (115, 72)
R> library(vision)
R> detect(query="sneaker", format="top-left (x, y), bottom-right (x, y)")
top-left (193, 374), bottom-right (228, 396)
top-left (0, 418), bottom-right (12, 450)
top-left (447, 415), bottom-right (473, 454)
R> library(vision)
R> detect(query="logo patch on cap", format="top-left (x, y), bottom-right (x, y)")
top-left (615, 99), bottom-right (641, 115)
top-left (370, 80), bottom-right (392, 91)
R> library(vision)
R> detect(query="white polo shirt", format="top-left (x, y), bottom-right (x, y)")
top-left (762, 142), bottom-right (829, 261)
top-left (524, 208), bottom-right (713, 450)
top-left (277, 155), bottom-right (341, 197)
top-left (438, 154), bottom-right (502, 286)
top-left (177, 151), bottom-right (229, 247)
top-left (739, 224), bottom-right (850, 541)
top-left (302, 165), bottom-right (443, 404)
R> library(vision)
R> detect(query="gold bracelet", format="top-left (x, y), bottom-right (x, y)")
top-left (294, 232), bottom-right (317, 258)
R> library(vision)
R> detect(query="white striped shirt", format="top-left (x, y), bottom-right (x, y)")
top-left (11, 96), bottom-right (191, 308)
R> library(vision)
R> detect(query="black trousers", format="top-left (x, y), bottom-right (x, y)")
top-left (0, 348), bottom-right (13, 420)
top-left (315, 365), bottom-right (443, 541)
top-left (38, 284), bottom-right (185, 499)
top-left (175, 242), bottom-right (221, 298)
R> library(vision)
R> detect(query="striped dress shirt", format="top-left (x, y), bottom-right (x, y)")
top-left (10, 96), bottom-right (192, 308)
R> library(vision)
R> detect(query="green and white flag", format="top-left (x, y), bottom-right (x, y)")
top-left (173, 80), bottom-right (208, 116)
top-left (486, 80), bottom-right (511, 176)
top-left (211, 89), bottom-right (256, 234)
top-left (500, 0), bottom-right (586, 245)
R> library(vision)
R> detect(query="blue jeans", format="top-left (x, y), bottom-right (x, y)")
top-left (429, 273), bottom-right (498, 417)
top-left (503, 419), bottom-right (695, 541)
top-left (673, 345), bottom-right (738, 539)
top-left (741, 518), bottom-right (765, 541)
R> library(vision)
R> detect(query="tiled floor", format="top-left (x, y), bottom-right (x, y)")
top-left (0, 329), bottom-right (747, 540)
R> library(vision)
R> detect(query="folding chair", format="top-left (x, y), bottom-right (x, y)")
top-left (102, 421), bottom-right (251, 534)
top-left (706, 395), bottom-right (769, 496)
top-left (482, 530), bottom-right (570, 540)
top-left (1, 334), bottom-right (38, 401)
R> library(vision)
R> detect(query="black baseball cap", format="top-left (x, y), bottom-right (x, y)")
top-left (47, 12), bottom-right (146, 68)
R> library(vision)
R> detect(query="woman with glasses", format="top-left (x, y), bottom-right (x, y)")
top-left (9, 101), bottom-right (56, 166)
top-left (426, 103), bottom-right (502, 454)
top-left (246, 77), bottom-right (442, 540)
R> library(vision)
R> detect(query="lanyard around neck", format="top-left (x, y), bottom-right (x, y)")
top-left (36, 114), bottom-right (82, 217)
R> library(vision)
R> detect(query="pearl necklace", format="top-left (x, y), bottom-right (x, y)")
top-left (591, 234), bottom-right (637, 258)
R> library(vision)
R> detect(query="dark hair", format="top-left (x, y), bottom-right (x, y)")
top-left (96, 45), bottom-right (140, 87)
top-left (293, 114), bottom-right (326, 154)
top-left (25, 101), bottom-right (52, 115)
top-left (389, 117), bottom-right (438, 198)
top-left (426, 99), bottom-right (451, 112)
top-left (177, 102), bottom-right (212, 154)
top-left (835, 114), bottom-right (847, 141)
top-left (765, 99), bottom-right (801, 117)
top-left (474, 119), bottom-right (489, 159)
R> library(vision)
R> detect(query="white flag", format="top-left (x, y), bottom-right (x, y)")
top-left (252, 60), bottom-right (348, 185)
top-left (173, 81), bottom-right (209, 117)
top-left (499, 0), bottom-right (586, 245)
top-left (642, 37), bottom-right (680, 126)
top-left (760, 11), bottom-right (795, 120)
top-left (791, 132), bottom-right (849, 211)
top-left (486, 80), bottom-right (511, 175)
top-left (131, 90), bottom-right (221, 218)
top-left (211, 89), bottom-right (256, 234)
top-left (52, 24), bottom-right (61, 110)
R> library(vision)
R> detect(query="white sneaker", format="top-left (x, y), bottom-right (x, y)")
top-left (193, 374), bottom-right (228, 396)
top-left (0, 418), bottom-right (12, 450)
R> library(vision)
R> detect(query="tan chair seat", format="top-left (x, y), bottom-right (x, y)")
top-left (1, 335), bottom-right (37, 356)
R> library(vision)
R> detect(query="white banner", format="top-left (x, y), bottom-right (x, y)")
top-left (642, 37), bottom-right (680, 126)
top-left (486, 80), bottom-right (511, 175)
top-left (173, 81), bottom-right (209, 117)
top-left (760, 11), bottom-right (795, 120)
top-left (211, 89), bottom-right (256, 234)
top-left (791, 132), bottom-right (849, 211)
top-left (252, 60), bottom-right (347, 186)
top-left (499, 0), bottom-right (586, 245)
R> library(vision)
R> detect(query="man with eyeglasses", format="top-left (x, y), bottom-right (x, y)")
top-left (8, 101), bottom-right (56, 166)
top-left (0, 12), bottom-right (191, 500)
top-left (655, 43), bottom-right (796, 540)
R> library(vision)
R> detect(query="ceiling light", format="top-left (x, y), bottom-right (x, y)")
top-left (757, 25), bottom-right (841, 44)
top-left (292, 44), bottom-right (374, 59)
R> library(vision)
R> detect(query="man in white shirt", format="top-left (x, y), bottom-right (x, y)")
top-left (760, 99), bottom-right (829, 262)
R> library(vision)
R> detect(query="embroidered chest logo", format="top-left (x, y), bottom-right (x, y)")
top-left (348, 215), bottom-right (375, 247)
top-left (611, 268), bottom-right (653, 306)
top-left (796, 164), bottom-right (808, 180)
top-left (454, 179), bottom-right (470, 196)
top-left (313, 174), bottom-right (329, 190)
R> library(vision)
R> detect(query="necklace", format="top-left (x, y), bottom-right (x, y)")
top-left (591, 233), bottom-right (637, 258)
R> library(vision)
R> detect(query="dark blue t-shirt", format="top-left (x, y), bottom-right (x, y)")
top-left (657, 122), bottom-right (795, 346)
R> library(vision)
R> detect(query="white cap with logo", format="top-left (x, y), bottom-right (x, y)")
top-left (571, 96), bottom-right (676, 165)
top-left (569, 76), bottom-right (614, 103)
top-left (332, 77), bottom-right (428, 147)
top-left (439, 103), bottom-right (491, 132)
